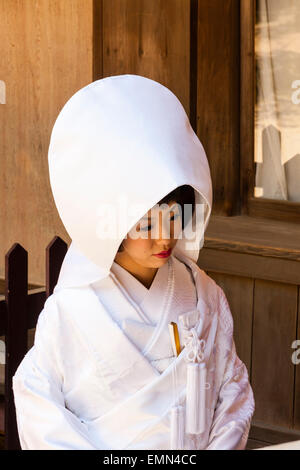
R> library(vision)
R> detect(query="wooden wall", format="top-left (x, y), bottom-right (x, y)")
top-left (0, 0), bottom-right (240, 285)
top-left (198, 229), bottom-right (300, 447)
top-left (100, 0), bottom-right (191, 114)
top-left (0, 0), bottom-right (94, 285)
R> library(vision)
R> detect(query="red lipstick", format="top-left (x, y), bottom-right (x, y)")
top-left (153, 248), bottom-right (172, 258)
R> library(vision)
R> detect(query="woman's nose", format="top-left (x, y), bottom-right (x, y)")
top-left (156, 215), bottom-right (172, 241)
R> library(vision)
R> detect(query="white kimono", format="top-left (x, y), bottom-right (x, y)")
top-left (12, 245), bottom-right (254, 450)
top-left (12, 74), bottom-right (255, 449)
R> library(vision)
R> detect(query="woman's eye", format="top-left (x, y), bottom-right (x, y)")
top-left (140, 224), bottom-right (153, 232)
top-left (139, 213), bottom-right (180, 232)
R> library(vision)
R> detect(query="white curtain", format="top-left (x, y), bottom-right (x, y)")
top-left (255, 0), bottom-right (300, 201)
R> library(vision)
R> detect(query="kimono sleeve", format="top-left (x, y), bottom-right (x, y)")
top-left (206, 287), bottom-right (255, 450)
top-left (12, 295), bottom-right (98, 450)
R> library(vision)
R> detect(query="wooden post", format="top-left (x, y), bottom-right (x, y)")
top-left (5, 243), bottom-right (28, 450)
top-left (46, 236), bottom-right (68, 298)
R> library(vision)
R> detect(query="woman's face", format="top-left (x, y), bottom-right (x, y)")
top-left (114, 200), bottom-right (182, 269)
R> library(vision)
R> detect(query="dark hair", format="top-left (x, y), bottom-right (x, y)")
top-left (117, 185), bottom-right (195, 252)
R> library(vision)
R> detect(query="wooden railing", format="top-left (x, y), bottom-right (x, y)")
top-left (0, 236), bottom-right (68, 450)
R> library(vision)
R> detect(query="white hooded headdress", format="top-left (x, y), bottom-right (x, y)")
top-left (48, 74), bottom-right (213, 290)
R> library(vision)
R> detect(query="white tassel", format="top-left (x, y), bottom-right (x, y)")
top-left (185, 362), bottom-right (207, 434)
top-left (170, 405), bottom-right (185, 450)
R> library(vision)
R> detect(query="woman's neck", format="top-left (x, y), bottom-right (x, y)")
top-left (114, 254), bottom-right (158, 290)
